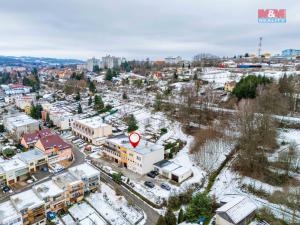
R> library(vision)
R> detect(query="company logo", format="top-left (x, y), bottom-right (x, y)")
top-left (258, 9), bottom-right (286, 23)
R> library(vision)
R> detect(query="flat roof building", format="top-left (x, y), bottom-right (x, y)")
top-left (0, 200), bottom-right (23, 225)
top-left (72, 116), bottom-right (112, 145)
top-left (103, 135), bottom-right (164, 174)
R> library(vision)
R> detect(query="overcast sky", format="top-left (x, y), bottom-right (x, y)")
top-left (0, 0), bottom-right (299, 60)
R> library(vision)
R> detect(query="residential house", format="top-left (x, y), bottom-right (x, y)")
top-left (52, 172), bottom-right (84, 204)
top-left (72, 116), bottom-right (112, 145)
top-left (18, 149), bottom-right (48, 173)
top-left (10, 190), bottom-right (46, 225)
top-left (69, 163), bottom-right (100, 193)
top-left (224, 81), bottom-right (236, 92)
top-left (33, 180), bottom-right (66, 213)
top-left (216, 196), bottom-right (257, 225)
top-left (0, 158), bottom-right (29, 185)
top-left (0, 200), bottom-right (23, 225)
top-left (20, 128), bottom-right (53, 149)
top-left (102, 135), bottom-right (164, 174)
top-left (35, 134), bottom-right (72, 164)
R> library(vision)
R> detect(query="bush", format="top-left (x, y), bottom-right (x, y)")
top-left (185, 193), bottom-right (212, 222)
top-left (2, 148), bottom-right (15, 158)
top-left (112, 173), bottom-right (122, 184)
top-left (160, 128), bottom-right (168, 135)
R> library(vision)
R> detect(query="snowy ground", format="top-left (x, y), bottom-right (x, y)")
top-left (61, 214), bottom-right (76, 225)
top-left (86, 183), bottom-right (144, 225)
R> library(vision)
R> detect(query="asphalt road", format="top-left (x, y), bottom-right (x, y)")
top-left (100, 170), bottom-right (160, 225)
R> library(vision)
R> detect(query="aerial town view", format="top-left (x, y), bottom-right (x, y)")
top-left (0, 1), bottom-right (299, 225)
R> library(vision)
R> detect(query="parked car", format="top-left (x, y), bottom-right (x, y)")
top-left (160, 183), bottom-right (171, 191)
top-left (152, 170), bottom-right (159, 176)
top-left (2, 186), bottom-right (12, 193)
top-left (144, 181), bottom-right (155, 188)
top-left (147, 171), bottom-right (157, 178)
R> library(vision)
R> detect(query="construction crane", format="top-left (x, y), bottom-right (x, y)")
top-left (258, 37), bottom-right (263, 57)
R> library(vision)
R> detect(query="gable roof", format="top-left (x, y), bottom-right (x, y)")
top-left (22, 128), bottom-right (53, 145)
top-left (216, 196), bottom-right (257, 224)
top-left (38, 134), bottom-right (71, 150)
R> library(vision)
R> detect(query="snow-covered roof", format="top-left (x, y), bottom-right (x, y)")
top-left (53, 172), bottom-right (82, 189)
top-left (171, 166), bottom-right (192, 177)
top-left (18, 148), bottom-right (46, 163)
top-left (0, 200), bottom-right (21, 222)
top-left (216, 196), bottom-right (257, 224)
top-left (69, 163), bottom-right (100, 180)
top-left (33, 180), bottom-right (64, 199)
top-left (162, 162), bottom-right (181, 173)
top-left (11, 189), bottom-right (44, 211)
top-left (0, 158), bottom-right (27, 172)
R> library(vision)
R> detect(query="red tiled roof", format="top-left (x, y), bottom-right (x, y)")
top-left (22, 128), bottom-right (53, 144)
top-left (39, 134), bottom-right (71, 150)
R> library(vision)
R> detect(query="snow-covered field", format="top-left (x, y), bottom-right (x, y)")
top-left (86, 183), bottom-right (144, 225)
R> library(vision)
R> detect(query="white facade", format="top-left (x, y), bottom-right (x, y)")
top-left (86, 57), bottom-right (100, 72)
top-left (0, 158), bottom-right (29, 185)
top-left (72, 116), bottom-right (112, 145)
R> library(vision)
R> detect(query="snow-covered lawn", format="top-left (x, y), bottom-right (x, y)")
top-left (86, 183), bottom-right (144, 225)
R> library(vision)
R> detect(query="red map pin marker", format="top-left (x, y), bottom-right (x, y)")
top-left (129, 132), bottom-right (140, 148)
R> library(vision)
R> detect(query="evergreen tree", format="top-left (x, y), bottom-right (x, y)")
top-left (122, 92), bottom-right (128, 100)
top-left (46, 113), bottom-right (50, 123)
top-left (78, 103), bottom-right (83, 114)
top-left (165, 209), bottom-right (177, 225)
top-left (126, 114), bottom-right (138, 132)
top-left (89, 80), bottom-right (96, 93)
top-left (94, 95), bottom-right (104, 110)
top-left (178, 209), bottom-right (185, 224)
top-left (105, 69), bottom-right (113, 81)
top-left (156, 216), bottom-right (166, 225)
top-left (88, 96), bottom-right (93, 106)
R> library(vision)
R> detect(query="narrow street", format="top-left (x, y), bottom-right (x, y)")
top-left (100, 171), bottom-right (160, 225)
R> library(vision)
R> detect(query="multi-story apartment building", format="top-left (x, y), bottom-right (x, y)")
top-left (102, 135), bottom-right (164, 174)
top-left (3, 113), bottom-right (39, 140)
top-left (33, 180), bottom-right (66, 213)
top-left (72, 116), bottom-right (112, 145)
top-left (0, 200), bottom-right (23, 225)
top-left (69, 163), bottom-right (100, 194)
top-left (52, 172), bottom-right (84, 204)
top-left (18, 149), bottom-right (48, 173)
top-left (86, 57), bottom-right (100, 72)
top-left (102, 55), bottom-right (121, 69)
top-left (164, 56), bottom-right (182, 64)
top-left (35, 134), bottom-right (72, 164)
top-left (10, 190), bottom-right (46, 225)
top-left (0, 158), bottom-right (29, 185)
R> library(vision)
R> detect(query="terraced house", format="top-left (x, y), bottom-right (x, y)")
top-left (69, 163), bottom-right (100, 194)
top-left (10, 190), bottom-right (46, 225)
top-left (52, 172), bottom-right (84, 204)
top-left (33, 180), bottom-right (67, 213)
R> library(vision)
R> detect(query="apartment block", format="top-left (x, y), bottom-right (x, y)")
top-left (10, 190), bottom-right (46, 225)
top-left (69, 163), bottom-right (100, 193)
top-left (103, 135), bottom-right (164, 174)
top-left (72, 116), bottom-right (112, 145)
